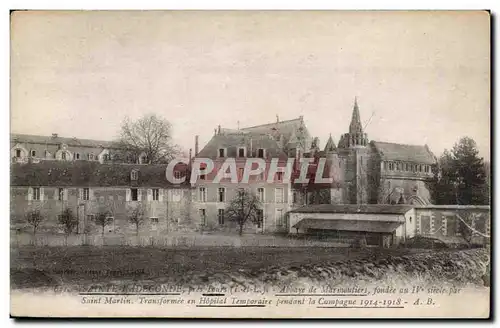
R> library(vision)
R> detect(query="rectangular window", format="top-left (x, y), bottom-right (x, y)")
top-left (396, 162), bottom-right (400, 171)
top-left (218, 209), bottom-right (225, 225)
top-left (199, 209), bottom-right (206, 225)
top-left (131, 188), bottom-right (138, 201)
top-left (218, 188), bottom-right (225, 202)
top-left (276, 209), bottom-right (284, 227)
top-left (275, 188), bottom-right (284, 203)
top-left (150, 217), bottom-right (159, 224)
top-left (61, 152), bottom-right (66, 160)
top-left (238, 147), bottom-right (245, 158)
top-left (292, 191), bottom-right (297, 204)
top-left (257, 148), bottom-right (265, 158)
top-left (257, 188), bottom-right (265, 202)
top-left (75, 153), bottom-right (80, 160)
top-left (256, 209), bottom-right (264, 228)
top-left (218, 148), bottom-right (225, 157)
top-left (152, 188), bottom-right (159, 201)
top-left (15, 149), bottom-right (21, 158)
top-left (276, 172), bottom-right (284, 182)
top-left (33, 187), bottom-right (41, 201)
top-left (199, 187), bottom-right (207, 202)
top-left (30, 150), bottom-right (36, 157)
top-left (58, 188), bottom-right (64, 201)
top-left (83, 188), bottom-right (90, 201)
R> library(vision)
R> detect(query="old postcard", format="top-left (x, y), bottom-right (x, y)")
top-left (10, 10), bottom-right (491, 318)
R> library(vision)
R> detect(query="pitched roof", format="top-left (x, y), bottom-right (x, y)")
top-left (292, 218), bottom-right (402, 233)
top-left (371, 141), bottom-right (436, 165)
top-left (196, 132), bottom-right (288, 159)
top-left (324, 134), bottom-right (337, 152)
top-left (240, 116), bottom-right (311, 149)
top-left (10, 161), bottom-right (189, 188)
top-left (11, 133), bottom-right (117, 149)
top-left (290, 204), bottom-right (413, 215)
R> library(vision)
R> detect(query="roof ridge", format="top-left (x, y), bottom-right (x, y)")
top-left (372, 140), bottom-right (429, 148)
top-left (240, 117), bottom-right (302, 130)
top-left (11, 133), bottom-right (114, 144)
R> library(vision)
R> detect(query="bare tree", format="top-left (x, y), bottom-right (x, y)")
top-left (58, 208), bottom-right (78, 245)
top-left (92, 204), bottom-right (114, 237)
top-left (26, 209), bottom-right (44, 236)
top-left (115, 114), bottom-right (180, 164)
top-left (225, 188), bottom-right (262, 236)
top-left (128, 203), bottom-right (146, 236)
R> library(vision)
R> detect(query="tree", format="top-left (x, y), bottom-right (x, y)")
top-left (427, 137), bottom-right (489, 205)
top-left (92, 206), bottom-right (114, 237)
top-left (128, 203), bottom-right (146, 236)
top-left (58, 208), bottom-right (78, 245)
top-left (115, 114), bottom-right (180, 164)
top-left (26, 209), bottom-right (44, 236)
top-left (225, 189), bottom-right (262, 236)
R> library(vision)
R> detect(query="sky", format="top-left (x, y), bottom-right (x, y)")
top-left (10, 11), bottom-right (490, 159)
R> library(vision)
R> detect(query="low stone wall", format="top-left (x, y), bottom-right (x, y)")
top-left (10, 232), bottom-right (348, 248)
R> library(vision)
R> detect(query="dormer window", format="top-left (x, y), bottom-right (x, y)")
top-left (131, 169), bottom-right (139, 181)
top-left (218, 148), bottom-right (226, 158)
top-left (238, 147), bottom-right (246, 158)
top-left (88, 153), bottom-right (95, 161)
top-left (257, 148), bottom-right (265, 158)
top-left (30, 150), bottom-right (36, 157)
top-left (15, 149), bottom-right (21, 158)
top-left (75, 153), bottom-right (80, 160)
top-left (61, 152), bottom-right (67, 160)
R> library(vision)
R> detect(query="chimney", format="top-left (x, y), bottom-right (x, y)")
top-left (195, 135), bottom-right (199, 156)
top-left (51, 133), bottom-right (58, 138)
top-left (217, 125), bottom-right (221, 135)
top-left (189, 148), bottom-right (192, 162)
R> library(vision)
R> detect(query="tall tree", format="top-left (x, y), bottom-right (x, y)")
top-left (115, 114), bottom-right (180, 164)
top-left (225, 189), bottom-right (262, 236)
top-left (428, 137), bottom-right (489, 205)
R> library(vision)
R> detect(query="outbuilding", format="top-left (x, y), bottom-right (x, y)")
top-left (288, 204), bottom-right (416, 247)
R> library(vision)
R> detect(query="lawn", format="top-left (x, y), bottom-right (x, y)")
top-left (11, 245), bottom-right (420, 290)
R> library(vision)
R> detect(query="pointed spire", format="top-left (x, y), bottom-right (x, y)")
top-left (324, 133), bottom-right (337, 152)
top-left (349, 97), bottom-right (363, 135)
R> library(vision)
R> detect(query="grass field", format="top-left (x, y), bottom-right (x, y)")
top-left (10, 246), bottom-right (420, 289)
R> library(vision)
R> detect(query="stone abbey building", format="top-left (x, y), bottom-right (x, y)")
top-left (11, 99), bottom-right (438, 236)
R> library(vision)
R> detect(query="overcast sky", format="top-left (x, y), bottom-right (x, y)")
top-left (11, 11), bottom-right (490, 159)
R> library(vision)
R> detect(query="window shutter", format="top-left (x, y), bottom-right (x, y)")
top-left (159, 189), bottom-right (164, 202)
top-left (89, 188), bottom-right (94, 200)
top-left (40, 187), bottom-right (45, 201)
top-left (138, 189), bottom-right (143, 201)
top-left (54, 189), bottom-right (59, 200)
top-left (63, 189), bottom-right (68, 201)
top-left (147, 189), bottom-right (152, 201)
top-left (126, 189), bottom-right (131, 202)
top-left (27, 187), bottom-right (33, 201)
top-left (78, 188), bottom-right (82, 200)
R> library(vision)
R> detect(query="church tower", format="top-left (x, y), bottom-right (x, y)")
top-left (338, 98), bottom-right (370, 204)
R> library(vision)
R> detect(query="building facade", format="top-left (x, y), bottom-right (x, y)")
top-left (10, 161), bottom-right (194, 236)
top-left (10, 98), bottom-right (439, 235)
